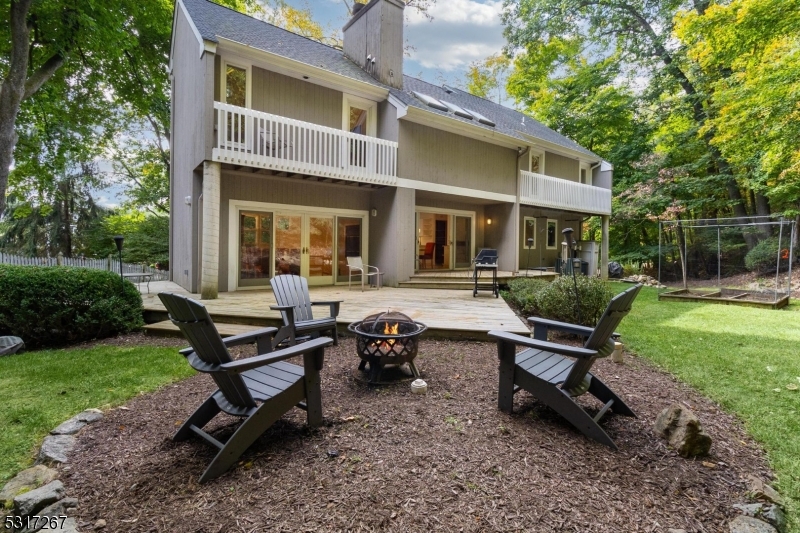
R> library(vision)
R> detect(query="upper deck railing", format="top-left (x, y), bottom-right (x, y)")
top-left (520, 170), bottom-right (611, 215)
top-left (212, 102), bottom-right (398, 187)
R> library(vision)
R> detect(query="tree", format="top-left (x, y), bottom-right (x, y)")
top-left (501, 0), bottom-right (763, 247)
top-left (464, 54), bottom-right (511, 104)
top-left (262, 0), bottom-right (341, 48)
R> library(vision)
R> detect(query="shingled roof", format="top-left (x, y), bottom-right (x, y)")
top-left (180, 0), bottom-right (601, 160)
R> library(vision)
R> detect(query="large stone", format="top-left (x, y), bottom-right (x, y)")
top-left (50, 418), bottom-right (86, 436)
top-left (19, 498), bottom-right (78, 533)
top-left (654, 403), bottom-right (712, 457)
top-left (763, 505), bottom-right (787, 533)
top-left (746, 475), bottom-right (785, 507)
top-left (0, 465), bottom-right (58, 509)
top-left (729, 516), bottom-right (778, 533)
top-left (75, 409), bottom-right (103, 424)
top-left (37, 435), bottom-right (76, 465)
top-left (13, 480), bottom-right (64, 518)
top-left (54, 517), bottom-right (79, 533)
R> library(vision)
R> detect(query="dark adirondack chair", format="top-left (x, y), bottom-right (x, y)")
top-left (488, 284), bottom-right (642, 449)
top-left (159, 292), bottom-right (333, 483)
top-left (270, 274), bottom-right (341, 346)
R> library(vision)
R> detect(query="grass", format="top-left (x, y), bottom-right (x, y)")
top-left (0, 344), bottom-right (194, 483)
top-left (615, 285), bottom-right (800, 531)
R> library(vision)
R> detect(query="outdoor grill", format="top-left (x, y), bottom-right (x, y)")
top-left (348, 311), bottom-right (427, 383)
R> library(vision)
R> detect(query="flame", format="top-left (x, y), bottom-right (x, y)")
top-left (384, 322), bottom-right (399, 335)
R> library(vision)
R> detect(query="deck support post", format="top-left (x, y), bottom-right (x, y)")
top-left (201, 160), bottom-right (221, 299)
top-left (600, 215), bottom-right (609, 280)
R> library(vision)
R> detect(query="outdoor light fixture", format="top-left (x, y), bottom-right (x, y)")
top-left (113, 235), bottom-right (124, 294)
top-left (561, 227), bottom-right (581, 324)
top-left (487, 218), bottom-right (492, 225)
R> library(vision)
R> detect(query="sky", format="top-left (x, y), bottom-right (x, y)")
top-left (289, 0), bottom-right (507, 88)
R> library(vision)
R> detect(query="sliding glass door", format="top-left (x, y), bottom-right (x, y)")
top-left (416, 209), bottom-right (475, 271)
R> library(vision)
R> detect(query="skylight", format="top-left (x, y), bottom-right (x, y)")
top-left (411, 91), bottom-right (449, 112)
top-left (440, 100), bottom-right (474, 120)
top-left (463, 108), bottom-right (496, 127)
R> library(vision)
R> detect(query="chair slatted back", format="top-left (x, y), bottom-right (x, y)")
top-left (158, 293), bottom-right (256, 409)
top-left (561, 284), bottom-right (642, 393)
top-left (270, 275), bottom-right (314, 324)
top-left (347, 256), bottom-right (364, 270)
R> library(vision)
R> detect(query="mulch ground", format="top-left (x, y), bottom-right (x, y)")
top-left (63, 335), bottom-right (771, 532)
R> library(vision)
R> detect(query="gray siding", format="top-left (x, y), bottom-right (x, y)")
top-left (484, 203), bottom-right (518, 272)
top-left (369, 187), bottom-right (416, 286)
top-left (545, 151), bottom-right (579, 181)
top-left (250, 67), bottom-right (343, 128)
top-left (594, 168), bottom-right (612, 190)
top-left (377, 100), bottom-right (398, 142)
top-left (342, 0), bottom-right (404, 88)
top-left (218, 173), bottom-right (373, 292)
top-left (398, 122), bottom-right (517, 195)
top-left (171, 7), bottom-right (215, 291)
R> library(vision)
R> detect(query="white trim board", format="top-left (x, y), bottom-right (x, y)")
top-left (396, 178), bottom-right (516, 204)
top-left (227, 199), bottom-right (369, 291)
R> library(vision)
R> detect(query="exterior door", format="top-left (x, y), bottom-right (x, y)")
top-left (274, 214), bottom-right (302, 276)
top-left (306, 215), bottom-right (334, 286)
top-left (238, 211), bottom-right (272, 287)
top-left (453, 216), bottom-right (472, 269)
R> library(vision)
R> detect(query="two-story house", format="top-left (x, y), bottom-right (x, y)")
top-left (169, 0), bottom-right (613, 298)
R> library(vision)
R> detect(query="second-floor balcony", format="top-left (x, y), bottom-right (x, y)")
top-left (520, 170), bottom-right (611, 216)
top-left (212, 102), bottom-right (398, 187)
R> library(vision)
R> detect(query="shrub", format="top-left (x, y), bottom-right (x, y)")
top-left (535, 275), bottom-right (614, 327)
top-left (744, 237), bottom-right (788, 273)
top-left (0, 265), bottom-right (143, 348)
top-left (504, 278), bottom-right (550, 315)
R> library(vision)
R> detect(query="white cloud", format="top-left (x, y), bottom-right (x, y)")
top-left (405, 0), bottom-right (505, 71)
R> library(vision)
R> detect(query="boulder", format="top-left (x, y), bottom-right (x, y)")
top-left (13, 480), bottom-right (65, 518)
top-left (18, 498), bottom-right (78, 533)
top-left (729, 515), bottom-right (778, 533)
top-left (608, 261), bottom-right (623, 278)
top-left (746, 475), bottom-right (785, 507)
top-left (0, 465), bottom-right (58, 509)
top-left (733, 503), bottom-right (786, 532)
top-left (37, 435), bottom-right (76, 465)
top-left (654, 403), bottom-right (712, 457)
top-left (75, 409), bottom-right (103, 424)
top-left (50, 418), bottom-right (86, 436)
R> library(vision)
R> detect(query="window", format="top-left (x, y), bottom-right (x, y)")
top-left (580, 163), bottom-right (592, 185)
top-left (546, 219), bottom-right (557, 249)
top-left (523, 217), bottom-right (536, 248)
top-left (221, 60), bottom-right (250, 108)
top-left (342, 94), bottom-right (376, 136)
top-left (530, 150), bottom-right (544, 174)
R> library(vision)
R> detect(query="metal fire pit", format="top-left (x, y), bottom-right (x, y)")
top-left (347, 311), bottom-right (427, 384)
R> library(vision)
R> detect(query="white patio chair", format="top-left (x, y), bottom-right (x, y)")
top-left (347, 256), bottom-right (382, 291)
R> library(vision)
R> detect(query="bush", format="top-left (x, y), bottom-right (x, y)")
top-left (744, 237), bottom-right (788, 273)
top-left (504, 278), bottom-right (551, 315)
top-left (504, 275), bottom-right (615, 327)
top-left (0, 266), bottom-right (143, 348)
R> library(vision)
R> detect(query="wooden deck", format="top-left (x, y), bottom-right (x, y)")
top-left (142, 281), bottom-right (530, 340)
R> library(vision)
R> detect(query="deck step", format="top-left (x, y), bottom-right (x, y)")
top-left (398, 280), bottom-right (479, 290)
top-left (143, 321), bottom-right (267, 338)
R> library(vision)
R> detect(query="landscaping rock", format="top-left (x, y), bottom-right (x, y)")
top-left (13, 480), bottom-right (65, 518)
top-left (733, 503), bottom-right (765, 516)
top-left (0, 465), bottom-right (58, 509)
top-left (37, 435), bottom-right (76, 465)
top-left (55, 517), bottom-right (79, 533)
top-left (75, 409), bottom-right (103, 424)
top-left (746, 475), bottom-right (785, 507)
top-left (729, 515), bottom-right (778, 533)
top-left (50, 418), bottom-right (87, 436)
top-left (654, 403), bottom-right (712, 457)
top-left (18, 498), bottom-right (78, 533)
top-left (763, 505), bottom-right (787, 532)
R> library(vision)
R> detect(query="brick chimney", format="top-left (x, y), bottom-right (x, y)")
top-left (343, 0), bottom-right (404, 89)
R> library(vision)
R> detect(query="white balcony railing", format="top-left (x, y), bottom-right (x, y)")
top-left (520, 170), bottom-right (611, 215)
top-left (212, 102), bottom-right (398, 187)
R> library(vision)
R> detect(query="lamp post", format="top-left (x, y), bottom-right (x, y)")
top-left (561, 227), bottom-right (581, 325)
top-left (113, 235), bottom-right (124, 294)
top-left (525, 237), bottom-right (534, 277)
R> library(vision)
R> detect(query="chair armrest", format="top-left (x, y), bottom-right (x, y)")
top-left (222, 327), bottom-right (278, 348)
top-left (488, 330), bottom-right (598, 360)
top-left (220, 337), bottom-right (333, 373)
top-left (270, 304), bottom-right (296, 325)
top-left (348, 266), bottom-right (364, 274)
top-left (364, 264), bottom-right (380, 274)
top-left (311, 300), bottom-right (342, 317)
top-left (528, 317), bottom-right (596, 339)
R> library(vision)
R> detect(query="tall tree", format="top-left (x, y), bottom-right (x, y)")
top-left (501, 0), bottom-right (760, 245)
top-left (464, 54), bottom-right (511, 104)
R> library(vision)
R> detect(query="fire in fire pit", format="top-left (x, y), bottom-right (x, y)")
top-left (348, 311), bottom-right (427, 383)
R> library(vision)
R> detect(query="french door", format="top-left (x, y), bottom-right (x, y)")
top-left (416, 210), bottom-right (474, 271)
top-left (236, 204), bottom-right (365, 289)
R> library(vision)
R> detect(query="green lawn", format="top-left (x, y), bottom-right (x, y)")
top-left (616, 285), bottom-right (800, 530)
top-left (0, 344), bottom-right (194, 482)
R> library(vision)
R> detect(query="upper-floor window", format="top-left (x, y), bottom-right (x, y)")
top-left (580, 163), bottom-right (592, 185)
top-left (343, 94), bottom-right (376, 136)
top-left (221, 60), bottom-right (250, 108)
top-left (530, 150), bottom-right (544, 174)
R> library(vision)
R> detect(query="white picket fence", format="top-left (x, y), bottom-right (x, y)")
top-left (0, 252), bottom-right (170, 281)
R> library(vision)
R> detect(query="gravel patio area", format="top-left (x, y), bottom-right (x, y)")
top-left (63, 336), bottom-right (771, 532)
